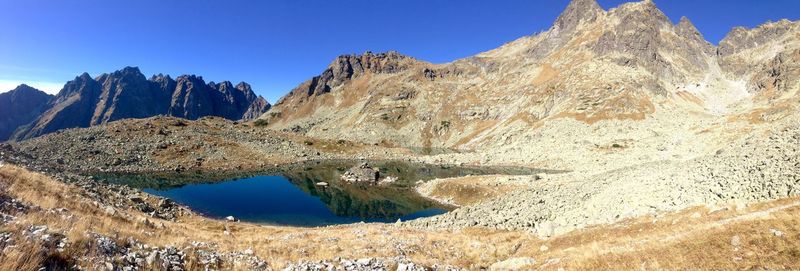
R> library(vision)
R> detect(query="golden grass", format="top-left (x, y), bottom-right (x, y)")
top-left (421, 175), bottom-right (529, 206)
top-left (3, 165), bottom-right (800, 270)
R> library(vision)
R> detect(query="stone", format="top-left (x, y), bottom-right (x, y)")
top-left (489, 257), bottom-right (536, 271)
top-left (731, 235), bottom-right (741, 247)
top-left (104, 206), bottom-right (117, 216)
top-left (341, 163), bottom-right (381, 183)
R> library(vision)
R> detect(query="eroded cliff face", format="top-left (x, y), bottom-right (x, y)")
top-left (718, 20), bottom-right (800, 96)
top-left (263, 0), bottom-right (800, 150)
top-left (14, 67), bottom-right (271, 140)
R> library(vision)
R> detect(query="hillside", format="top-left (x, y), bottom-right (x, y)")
top-left (262, 0), bottom-right (799, 165)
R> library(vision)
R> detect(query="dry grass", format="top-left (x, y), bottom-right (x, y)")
top-left (2, 165), bottom-right (800, 270)
top-left (418, 175), bottom-right (530, 206)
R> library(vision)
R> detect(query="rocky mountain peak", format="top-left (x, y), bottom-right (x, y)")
top-left (10, 84), bottom-right (40, 94)
top-left (117, 66), bottom-right (142, 75)
top-left (150, 73), bottom-right (173, 82)
top-left (609, 0), bottom-right (671, 28)
top-left (0, 84), bottom-right (53, 141)
top-left (552, 0), bottom-right (603, 33)
top-left (719, 19), bottom-right (797, 57)
top-left (677, 16), bottom-right (698, 34)
top-left (290, 51), bottom-right (417, 98)
top-left (77, 72), bottom-right (93, 81)
top-left (235, 82), bottom-right (252, 92)
top-left (212, 81), bottom-right (235, 91)
top-left (676, 16), bottom-right (711, 46)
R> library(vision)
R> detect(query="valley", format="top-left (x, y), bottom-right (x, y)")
top-left (0, 0), bottom-right (799, 270)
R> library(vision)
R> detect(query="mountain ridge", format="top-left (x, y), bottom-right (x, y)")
top-left (8, 67), bottom-right (271, 140)
top-left (0, 84), bottom-right (53, 141)
top-left (261, 0), bottom-right (800, 152)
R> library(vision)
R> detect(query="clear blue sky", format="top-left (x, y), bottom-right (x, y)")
top-left (0, 0), bottom-right (797, 102)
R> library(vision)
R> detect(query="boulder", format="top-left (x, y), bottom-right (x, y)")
top-left (489, 257), bottom-right (536, 271)
top-left (341, 163), bottom-right (381, 183)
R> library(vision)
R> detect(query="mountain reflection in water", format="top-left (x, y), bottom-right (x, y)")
top-left (97, 160), bottom-right (555, 226)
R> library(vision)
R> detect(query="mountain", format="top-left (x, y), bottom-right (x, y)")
top-left (13, 67), bottom-right (270, 140)
top-left (0, 85), bottom-right (53, 141)
top-left (261, 0), bottom-right (800, 152)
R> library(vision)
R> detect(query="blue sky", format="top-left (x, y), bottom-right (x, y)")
top-left (0, 0), bottom-right (797, 102)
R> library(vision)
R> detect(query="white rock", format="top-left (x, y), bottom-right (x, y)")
top-left (104, 206), bottom-right (116, 216)
top-left (225, 216), bottom-right (236, 222)
top-left (539, 245), bottom-right (549, 251)
top-left (356, 258), bottom-right (372, 266)
top-left (731, 235), bottom-right (741, 247)
top-left (489, 257), bottom-right (536, 271)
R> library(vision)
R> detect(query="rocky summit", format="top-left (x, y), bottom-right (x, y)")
top-left (9, 67), bottom-right (271, 140)
top-left (0, 84), bottom-right (52, 141)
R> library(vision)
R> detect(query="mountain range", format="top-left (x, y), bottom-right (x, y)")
top-left (261, 0), bottom-right (799, 151)
top-left (1, 67), bottom-right (270, 141)
top-left (2, 0), bottom-right (798, 149)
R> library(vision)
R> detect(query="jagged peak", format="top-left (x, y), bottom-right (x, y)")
top-left (6, 84), bottom-right (50, 99)
top-left (12, 84), bottom-right (35, 91)
top-left (175, 74), bottom-right (204, 82)
top-left (213, 81), bottom-right (239, 93)
top-left (235, 82), bottom-right (252, 92)
top-left (334, 50), bottom-right (411, 63)
top-left (678, 16), bottom-right (692, 26)
top-left (728, 18), bottom-right (797, 35)
top-left (150, 73), bottom-right (173, 82)
top-left (613, 0), bottom-right (666, 16)
top-left (553, 0), bottom-right (603, 33)
top-left (676, 16), bottom-right (703, 38)
top-left (606, 0), bottom-right (671, 29)
top-left (117, 66), bottom-right (141, 74)
top-left (77, 72), bottom-right (93, 81)
top-left (719, 19), bottom-right (797, 56)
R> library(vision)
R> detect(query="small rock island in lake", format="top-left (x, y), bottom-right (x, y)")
top-left (341, 162), bottom-right (397, 185)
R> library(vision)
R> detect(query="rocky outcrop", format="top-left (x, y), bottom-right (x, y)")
top-left (718, 20), bottom-right (799, 77)
top-left (0, 85), bottom-right (52, 141)
top-left (591, 1), bottom-right (713, 83)
top-left (13, 67), bottom-right (271, 140)
top-left (552, 0), bottom-right (602, 34)
top-left (276, 51), bottom-right (416, 102)
top-left (341, 163), bottom-right (381, 183)
top-left (748, 48), bottom-right (800, 93)
top-left (718, 19), bottom-right (795, 58)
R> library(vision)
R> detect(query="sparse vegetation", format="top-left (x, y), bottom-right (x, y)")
top-left (3, 165), bottom-right (800, 270)
top-left (253, 119), bottom-right (269, 127)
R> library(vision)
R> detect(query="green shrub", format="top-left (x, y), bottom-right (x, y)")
top-left (253, 119), bottom-right (269, 127)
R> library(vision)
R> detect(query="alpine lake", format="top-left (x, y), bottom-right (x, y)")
top-left (95, 160), bottom-right (553, 227)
